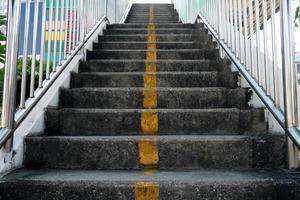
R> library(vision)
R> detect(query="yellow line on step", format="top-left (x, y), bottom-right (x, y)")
top-left (135, 182), bottom-right (160, 200)
top-left (141, 4), bottom-right (158, 135)
top-left (136, 5), bottom-right (160, 200)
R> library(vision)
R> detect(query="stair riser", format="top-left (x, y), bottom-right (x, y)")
top-left (25, 135), bottom-right (284, 170)
top-left (127, 16), bottom-right (178, 19)
top-left (129, 10), bottom-right (177, 13)
top-left (71, 73), bottom-right (238, 88)
top-left (104, 29), bottom-right (192, 35)
top-left (45, 109), bottom-right (266, 136)
top-left (127, 20), bottom-right (180, 23)
top-left (0, 181), bottom-right (296, 200)
top-left (127, 15), bottom-right (178, 18)
top-left (98, 35), bottom-right (209, 42)
top-left (79, 60), bottom-right (221, 73)
top-left (107, 24), bottom-right (196, 29)
top-left (93, 42), bottom-right (215, 50)
top-left (59, 88), bottom-right (249, 109)
top-left (86, 50), bottom-right (219, 60)
top-left (126, 19), bottom-right (179, 23)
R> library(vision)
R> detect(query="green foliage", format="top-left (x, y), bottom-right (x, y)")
top-left (295, 6), bottom-right (300, 27)
top-left (0, 15), bottom-right (6, 106)
top-left (0, 68), bottom-right (3, 105)
top-left (0, 15), bottom-right (6, 64)
top-left (0, 57), bottom-right (47, 105)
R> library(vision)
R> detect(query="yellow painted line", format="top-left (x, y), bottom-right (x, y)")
top-left (139, 4), bottom-right (159, 165)
top-left (138, 138), bottom-right (159, 167)
top-left (145, 62), bottom-right (157, 72)
top-left (136, 6), bottom-right (160, 200)
top-left (134, 182), bottom-right (160, 200)
top-left (141, 110), bottom-right (159, 133)
top-left (143, 73), bottom-right (157, 88)
top-left (143, 89), bottom-right (157, 109)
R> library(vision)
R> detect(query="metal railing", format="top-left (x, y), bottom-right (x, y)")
top-left (172, 0), bottom-right (300, 169)
top-left (0, 0), bottom-right (130, 149)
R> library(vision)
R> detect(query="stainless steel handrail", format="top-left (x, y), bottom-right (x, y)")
top-left (172, 0), bottom-right (300, 168)
top-left (0, 0), bottom-right (130, 149)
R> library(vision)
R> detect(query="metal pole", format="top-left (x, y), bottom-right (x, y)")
top-left (262, 0), bottom-right (269, 93)
top-left (249, 0), bottom-right (254, 77)
top-left (58, 0), bottom-right (65, 65)
top-left (281, 0), bottom-right (300, 169)
top-left (105, 0), bottom-right (108, 18)
top-left (38, 0), bottom-right (47, 88)
top-left (46, 0), bottom-right (54, 79)
top-left (254, 0), bottom-right (262, 86)
top-left (52, 0), bottom-right (59, 72)
top-left (30, 0), bottom-right (40, 97)
top-left (1, 0), bottom-right (22, 150)
top-left (20, 0), bottom-right (31, 108)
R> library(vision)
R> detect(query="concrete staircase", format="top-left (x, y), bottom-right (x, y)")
top-left (0, 4), bottom-right (299, 200)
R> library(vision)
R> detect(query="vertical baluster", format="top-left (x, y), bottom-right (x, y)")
top-left (64, 0), bottom-right (69, 58)
top-left (229, 0), bottom-right (233, 49)
top-left (58, 0), bottom-right (65, 65)
top-left (254, 0), bottom-right (262, 85)
top-left (223, 0), bottom-right (227, 43)
top-left (238, 0), bottom-right (243, 61)
top-left (76, 0), bottom-right (80, 44)
top-left (30, 0), bottom-right (39, 97)
top-left (52, 0), bottom-right (59, 72)
top-left (39, 0), bottom-right (47, 88)
top-left (46, 0), bottom-right (54, 79)
top-left (281, 0), bottom-right (300, 169)
top-left (262, 0), bottom-right (269, 94)
top-left (1, 0), bottom-right (22, 149)
top-left (271, 0), bottom-right (279, 105)
top-left (20, 0), bottom-right (31, 108)
top-left (249, 0), bottom-right (254, 77)
top-left (225, 0), bottom-right (230, 45)
top-left (68, 0), bottom-right (73, 53)
top-left (72, 0), bottom-right (76, 49)
top-left (233, 0), bottom-right (237, 54)
top-left (243, 0), bottom-right (248, 69)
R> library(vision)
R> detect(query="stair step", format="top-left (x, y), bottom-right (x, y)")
top-left (86, 49), bottom-right (218, 60)
top-left (71, 72), bottom-right (238, 88)
top-left (107, 23), bottom-right (196, 29)
top-left (45, 108), bottom-right (266, 136)
top-left (98, 34), bottom-right (209, 42)
top-left (126, 17), bottom-right (179, 20)
top-left (93, 41), bottom-right (215, 50)
top-left (104, 28), bottom-right (193, 35)
top-left (79, 60), bottom-right (223, 72)
top-left (59, 87), bottom-right (249, 109)
top-left (1, 169), bottom-right (297, 200)
top-left (127, 15), bottom-right (178, 18)
top-left (24, 135), bottom-right (284, 170)
top-left (126, 18), bottom-right (179, 24)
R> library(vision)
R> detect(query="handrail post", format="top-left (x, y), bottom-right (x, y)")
top-left (105, 0), bottom-right (108, 18)
top-left (79, 0), bottom-right (86, 59)
top-left (1, 0), bottom-right (21, 151)
top-left (280, 0), bottom-right (300, 169)
top-left (217, 0), bottom-right (224, 58)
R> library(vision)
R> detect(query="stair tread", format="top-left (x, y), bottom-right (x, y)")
top-left (84, 59), bottom-right (214, 62)
top-left (79, 71), bottom-right (218, 75)
top-left (27, 135), bottom-right (263, 140)
top-left (2, 168), bottom-right (294, 183)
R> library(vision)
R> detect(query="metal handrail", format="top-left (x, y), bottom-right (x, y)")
top-left (0, 0), bottom-right (130, 149)
top-left (172, 0), bottom-right (300, 168)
